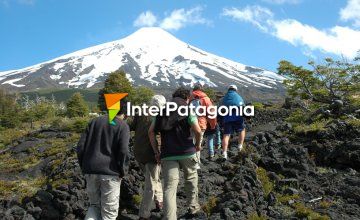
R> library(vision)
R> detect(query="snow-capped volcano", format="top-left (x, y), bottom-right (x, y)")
top-left (0, 27), bottom-right (285, 100)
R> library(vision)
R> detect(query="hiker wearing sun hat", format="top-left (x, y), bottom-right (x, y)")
top-left (220, 84), bottom-right (246, 160)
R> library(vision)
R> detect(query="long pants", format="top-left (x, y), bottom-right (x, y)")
top-left (84, 174), bottom-right (121, 220)
top-left (207, 126), bottom-right (221, 155)
top-left (162, 156), bottom-right (201, 220)
top-left (138, 162), bottom-right (163, 218)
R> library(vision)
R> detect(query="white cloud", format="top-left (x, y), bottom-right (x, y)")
top-left (133, 11), bottom-right (157, 27)
top-left (133, 6), bottom-right (210, 31)
top-left (273, 20), bottom-right (360, 58)
top-left (160, 6), bottom-right (210, 31)
top-left (1, 0), bottom-right (35, 7)
top-left (340, 0), bottom-right (360, 27)
top-left (222, 6), bottom-right (273, 32)
top-left (262, 0), bottom-right (300, 4)
top-left (223, 6), bottom-right (360, 59)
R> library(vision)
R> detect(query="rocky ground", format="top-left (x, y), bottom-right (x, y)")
top-left (0, 108), bottom-right (359, 220)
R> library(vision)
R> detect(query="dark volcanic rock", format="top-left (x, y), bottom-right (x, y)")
top-left (1, 110), bottom-right (360, 220)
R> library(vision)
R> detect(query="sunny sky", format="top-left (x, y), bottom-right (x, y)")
top-left (1, 0), bottom-right (359, 72)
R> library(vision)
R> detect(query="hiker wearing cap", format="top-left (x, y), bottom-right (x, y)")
top-left (190, 83), bottom-right (217, 162)
top-left (148, 87), bottom-right (204, 220)
top-left (220, 84), bottom-right (246, 160)
top-left (128, 95), bottom-right (166, 220)
top-left (77, 99), bottom-right (130, 220)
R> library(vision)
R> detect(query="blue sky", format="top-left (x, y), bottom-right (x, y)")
top-left (1, 0), bottom-right (359, 72)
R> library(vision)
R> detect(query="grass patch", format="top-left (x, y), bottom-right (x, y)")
top-left (247, 212), bottom-right (268, 220)
top-left (277, 194), bottom-right (300, 205)
top-left (286, 109), bottom-right (306, 124)
top-left (319, 200), bottom-right (333, 209)
top-left (51, 117), bottom-right (90, 133)
top-left (252, 102), bottom-right (264, 110)
top-left (202, 196), bottom-right (218, 217)
top-left (50, 177), bottom-right (70, 189)
top-left (0, 128), bottom-right (28, 149)
top-left (293, 120), bottom-right (330, 134)
top-left (256, 167), bottom-right (274, 196)
top-left (345, 118), bottom-right (360, 128)
top-left (132, 194), bottom-right (142, 206)
top-left (0, 153), bottom-right (40, 173)
top-left (0, 176), bottom-right (47, 201)
top-left (292, 202), bottom-right (330, 220)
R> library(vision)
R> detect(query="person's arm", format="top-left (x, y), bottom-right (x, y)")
top-left (76, 122), bottom-right (90, 169)
top-left (117, 122), bottom-right (130, 178)
top-left (191, 120), bottom-right (202, 151)
top-left (148, 120), bottom-right (161, 163)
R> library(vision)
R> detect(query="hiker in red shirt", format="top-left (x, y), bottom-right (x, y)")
top-left (190, 83), bottom-right (217, 164)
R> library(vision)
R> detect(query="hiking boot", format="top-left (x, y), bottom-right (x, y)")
top-left (154, 201), bottom-right (163, 212)
top-left (208, 153), bottom-right (215, 161)
top-left (222, 151), bottom-right (228, 160)
top-left (238, 144), bottom-right (243, 152)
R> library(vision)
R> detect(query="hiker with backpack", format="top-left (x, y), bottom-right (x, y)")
top-left (77, 99), bottom-right (130, 220)
top-left (220, 84), bottom-right (246, 160)
top-left (190, 83), bottom-right (217, 161)
top-left (148, 87), bottom-right (204, 220)
top-left (128, 95), bottom-right (166, 220)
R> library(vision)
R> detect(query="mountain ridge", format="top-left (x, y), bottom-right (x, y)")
top-left (0, 27), bottom-right (285, 101)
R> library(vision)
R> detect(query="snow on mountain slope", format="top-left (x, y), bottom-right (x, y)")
top-left (0, 27), bottom-right (285, 100)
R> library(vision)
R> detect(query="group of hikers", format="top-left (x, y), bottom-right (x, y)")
top-left (77, 84), bottom-right (246, 220)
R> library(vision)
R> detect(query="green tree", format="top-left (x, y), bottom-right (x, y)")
top-left (66, 92), bottom-right (89, 117)
top-left (98, 70), bottom-right (156, 110)
top-left (98, 70), bottom-right (133, 111)
top-left (278, 57), bottom-right (359, 107)
top-left (0, 89), bottom-right (21, 128)
top-left (203, 87), bottom-right (217, 102)
top-left (130, 86), bottom-right (155, 105)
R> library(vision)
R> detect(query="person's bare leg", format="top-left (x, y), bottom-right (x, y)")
top-left (238, 129), bottom-right (245, 151)
top-left (222, 135), bottom-right (230, 159)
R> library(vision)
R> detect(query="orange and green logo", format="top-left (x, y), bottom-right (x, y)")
top-left (104, 93), bottom-right (128, 124)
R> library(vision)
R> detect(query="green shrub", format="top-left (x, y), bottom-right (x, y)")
top-left (293, 120), bottom-right (329, 134)
top-left (51, 117), bottom-right (90, 133)
top-left (132, 194), bottom-right (142, 206)
top-left (345, 118), bottom-right (360, 128)
top-left (0, 128), bottom-right (28, 148)
top-left (319, 200), bottom-right (333, 209)
top-left (247, 212), bottom-right (268, 220)
top-left (286, 109), bottom-right (306, 124)
top-left (253, 102), bottom-right (264, 110)
top-left (202, 196), bottom-right (218, 217)
top-left (69, 117), bottom-right (89, 133)
top-left (256, 167), bottom-right (274, 196)
top-left (277, 194), bottom-right (300, 205)
top-left (293, 202), bottom-right (330, 220)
